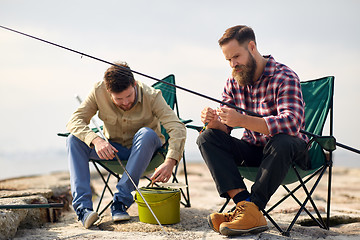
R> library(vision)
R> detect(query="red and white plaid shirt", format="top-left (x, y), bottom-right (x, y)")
top-left (221, 55), bottom-right (309, 146)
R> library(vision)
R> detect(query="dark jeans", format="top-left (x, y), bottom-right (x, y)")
top-left (196, 129), bottom-right (309, 210)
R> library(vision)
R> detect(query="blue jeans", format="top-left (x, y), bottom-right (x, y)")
top-left (67, 127), bottom-right (162, 212)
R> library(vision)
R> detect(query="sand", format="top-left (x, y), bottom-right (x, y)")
top-left (6, 163), bottom-right (360, 239)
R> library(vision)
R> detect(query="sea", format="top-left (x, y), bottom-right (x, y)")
top-left (0, 147), bottom-right (359, 181)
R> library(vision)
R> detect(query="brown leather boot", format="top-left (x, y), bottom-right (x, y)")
top-left (219, 201), bottom-right (268, 236)
top-left (208, 211), bottom-right (235, 232)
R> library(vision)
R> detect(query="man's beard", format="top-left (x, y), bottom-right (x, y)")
top-left (232, 52), bottom-right (257, 87)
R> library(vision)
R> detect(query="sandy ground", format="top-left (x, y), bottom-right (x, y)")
top-left (12, 163), bottom-right (360, 239)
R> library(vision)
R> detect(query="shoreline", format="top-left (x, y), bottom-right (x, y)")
top-left (1, 149), bottom-right (360, 181)
top-left (1, 162), bottom-right (360, 239)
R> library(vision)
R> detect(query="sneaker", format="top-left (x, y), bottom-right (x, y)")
top-left (219, 201), bottom-right (268, 236)
top-left (111, 201), bottom-right (130, 221)
top-left (208, 211), bottom-right (235, 232)
top-left (76, 208), bottom-right (99, 229)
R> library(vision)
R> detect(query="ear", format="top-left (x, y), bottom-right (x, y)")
top-left (248, 41), bottom-right (257, 54)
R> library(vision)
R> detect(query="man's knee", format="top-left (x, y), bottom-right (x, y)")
top-left (133, 127), bottom-right (161, 147)
top-left (264, 134), bottom-right (306, 160)
top-left (267, 134), bottom-right (294, 148)
top-left (196, 128), bottom-right (226, 146)
top-left (135, 127), bottom-right (157, 139)
top-left (67, 134), bottom-right (82, 148)
top-left (196, 129), bottom-right (210, 146)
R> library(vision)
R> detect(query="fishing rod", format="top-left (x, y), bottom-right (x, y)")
top-left (0, 25), bottom-right (256, 117)
top-left (1, 25), bottom-right (359, 155)
top-left (0, 203), bottom-right (64, 209)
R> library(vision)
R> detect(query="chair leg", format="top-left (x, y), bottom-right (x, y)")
top-left (297, 167), bottom-right (327, 228)
top-left (171, 171), bottom-right (190, 207)
top-left (286, 165), bottom-right (328, 233)
top-left (98, 200), bottom-right (113, 217)
top-left (261, 209), bottom-right (287, 236)
top-left (96, 173), bottom-right (111, 213)
top-left (267, 167), bottom-right (323, 213)
top-left (219, 198), bottom-right (231, 213)
top-left (282, 185), bottom-right (322, 226)
top-left (181, 153), bottom-right (191, 207)
top-left (326, 160), bottom-right (333, 230)
top-left (144, 176), bottom-right (161, 187)
top-left (91, 160), bottom-right (119, 216)
top-left (263, 164), bottom-right (331, 236)
top-left (170, 153), bottom-right (191, 207)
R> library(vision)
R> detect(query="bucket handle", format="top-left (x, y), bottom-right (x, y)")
top-left (135, 193), bottom-right (179, 207)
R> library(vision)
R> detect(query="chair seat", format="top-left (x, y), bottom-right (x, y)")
top-left (238, 166), bottom-right (319, 185)
top-left (91, 151), bottom-right (165, 177)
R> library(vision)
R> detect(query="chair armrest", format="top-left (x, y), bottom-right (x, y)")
top-left (314, 136), bottom-right (336, 152)
top-left (186, 124), bottom-right (203, 132)
top-left (57, 132), bottom-right (70, 137)
top-left (57, 126), bottom-right (103, 138)
top-left (180, 118), bottom-right (193, 124)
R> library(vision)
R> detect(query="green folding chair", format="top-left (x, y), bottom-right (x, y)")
top-left (187, 76), bottom-right (340, 236)
top-left (58, 74), bottom-right (192, 216)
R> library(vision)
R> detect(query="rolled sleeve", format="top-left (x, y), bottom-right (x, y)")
top-left (263, 79), bottom-right (306, 137)
top-left (263, 113), bottom-right (299, 137)
top-left (152, 91), bottom-right (187, 164)
top-left (166, 149), bottom-right (184, 163)
top-left (66, 83), bottom-right (99, 147)
top-left (84, 131), bottom-right (100, 147)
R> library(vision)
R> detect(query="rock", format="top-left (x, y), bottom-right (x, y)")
top-left (0, 172), bottom-right (70, 193)
top-left (0, 198), bottom-right (29, 240)
top-left (0, 171), bottom-right (72, 240)
top-left (18, 195), bottom-right (50, 228)
top-left (0, 189), bottom-right (53, 199)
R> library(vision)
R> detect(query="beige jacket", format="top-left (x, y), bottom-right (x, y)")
top-left (66, 81), bottom-right (186, 162)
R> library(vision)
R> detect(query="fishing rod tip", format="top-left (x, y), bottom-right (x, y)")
top-left (74, 94), bottom-right (82, 103)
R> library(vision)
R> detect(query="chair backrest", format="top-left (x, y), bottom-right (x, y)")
top-left (151, 74), bottom-right (178, 145)
top-left (301, 76), bottom-right (334, 169)
top-left (152, 74), bottom-right (176, 111)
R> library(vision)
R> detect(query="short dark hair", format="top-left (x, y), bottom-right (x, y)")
top-left (104, 62), bottom-right (135, 93)
top-left (218, 25), bottom-right (256, 47)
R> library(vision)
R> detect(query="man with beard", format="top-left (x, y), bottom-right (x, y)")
top-left (196, 25), bottom-right (309, 236)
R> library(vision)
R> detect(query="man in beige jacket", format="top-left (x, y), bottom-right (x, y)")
top-left (66, 62), bottom-right (186, 228)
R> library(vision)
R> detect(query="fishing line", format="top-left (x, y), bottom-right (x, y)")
top-left (0, 25), bottom-right (257, 117)
top-left (1, 25), bottom-right (360, 154)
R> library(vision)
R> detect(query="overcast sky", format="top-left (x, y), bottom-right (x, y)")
top-left (1, 0), bottom-right (359, 179)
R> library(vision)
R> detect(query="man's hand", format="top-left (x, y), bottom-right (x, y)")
top-left (150, 158), bottom-right (177, 183)
top-left (200, 106), bottom-right (230, 133)
top-left (216, 107), bottom-right (243, 127)
top-left (201, 107), bottom-right (219, 126)
top-left (217, 107), bottom-right (270, 135)
top-left (92, 137), bottom-right (118, 160)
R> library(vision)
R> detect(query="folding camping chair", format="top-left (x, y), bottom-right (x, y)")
top-left (58, 74), bottom-right (192, 216)
top-left (187, 76), bottom-right (345, 236)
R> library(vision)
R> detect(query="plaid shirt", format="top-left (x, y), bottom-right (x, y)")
top-left (222, 55), bottom-right (309, 146)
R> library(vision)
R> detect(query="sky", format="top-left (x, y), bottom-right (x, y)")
top-left (1, 0), bottom-right (360, 179)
